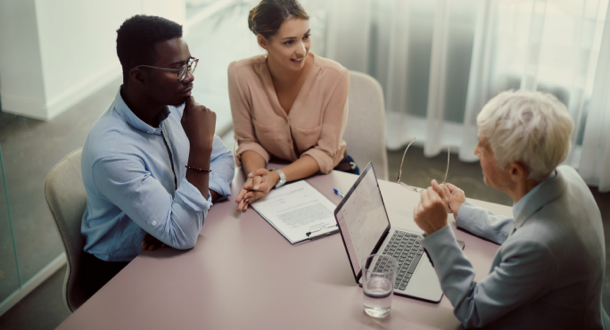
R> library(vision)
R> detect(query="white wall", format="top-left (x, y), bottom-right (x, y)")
top-left (0, 0), bottom-right (186, 120)
top-left (0, 0), bottom-right (47, 119)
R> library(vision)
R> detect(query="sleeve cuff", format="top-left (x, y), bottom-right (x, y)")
top-left (208, 171), bottom-right (232, 199)
top-left (302, 148), bottom-right (336, 174)
top-left (175, 180), bottom-right (212, 212)
top-left (419, 225), bottom-right (456, 250)
top-left (418, 225), bottom-right (462, 271)
top-left (455, 201), bottom-right (476, 229)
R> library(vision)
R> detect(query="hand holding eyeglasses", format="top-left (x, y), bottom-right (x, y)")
top-left (414, 180), bottom-right (466, 235)
top-left (396, 137), bottom-right (450, 192)
top-left (430, 180), bottom-right (466, 220)
top-left (413, 184), bottom-right (450, 236)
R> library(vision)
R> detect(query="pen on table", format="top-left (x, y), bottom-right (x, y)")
top-left (306, 224), bottom-right (338, 237)
top-left (333, 188), bottom-right (345, 198)
top-left (307, 227), bottom-right (339, 241)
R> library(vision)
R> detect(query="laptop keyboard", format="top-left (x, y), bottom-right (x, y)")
top-left (375, 231), bottom-right (425, 291)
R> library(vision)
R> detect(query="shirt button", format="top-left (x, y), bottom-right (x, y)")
top-left (147, 131), bottom-right (151, 134)
top-left (151, 221), bottom-right (157, 226)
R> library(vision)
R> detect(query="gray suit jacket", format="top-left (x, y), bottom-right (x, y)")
top-left (421, 165), bottom-right (610, 329)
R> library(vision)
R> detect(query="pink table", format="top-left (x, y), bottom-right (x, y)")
top-left (57, 170), bottom-right (510, 330)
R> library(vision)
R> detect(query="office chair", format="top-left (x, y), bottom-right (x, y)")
top-left (344, 71), bottom-right (389, 180)
top-left (44, 148), bottom-right (88, 312)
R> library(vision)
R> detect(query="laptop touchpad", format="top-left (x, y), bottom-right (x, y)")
top-left (404, 254), bottom-right (443, 302)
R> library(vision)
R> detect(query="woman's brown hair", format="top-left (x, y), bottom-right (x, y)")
top-left (248, 0), bottom-right (309, 40)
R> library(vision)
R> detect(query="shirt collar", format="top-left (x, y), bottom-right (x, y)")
top-left (512, 170), bottom-right (557, 226)
top-left (113, 87), bottom-right (171, 134)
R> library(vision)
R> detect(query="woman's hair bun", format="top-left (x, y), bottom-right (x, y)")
top-left (247, 0), bottom-right (309, 39)
top-left (248, 7), bottom-right (258, 34)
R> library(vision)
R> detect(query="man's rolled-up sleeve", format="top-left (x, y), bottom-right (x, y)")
top-left (207, 135), bottom-right (235, 199)
top-left (92, 156), bottom-right (211, 250)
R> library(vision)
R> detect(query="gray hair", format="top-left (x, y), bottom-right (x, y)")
top-left (476, 90), bottom-right (574, 181)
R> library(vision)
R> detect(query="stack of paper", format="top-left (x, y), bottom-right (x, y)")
top-left (251, 180), bottom-right (338, 244)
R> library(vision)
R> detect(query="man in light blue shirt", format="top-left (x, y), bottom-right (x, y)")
top-left (80, 15), bottom-right (234, 298)
top-left (413, 90), bottom-right (609, 329)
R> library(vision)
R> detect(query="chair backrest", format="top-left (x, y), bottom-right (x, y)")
top-left (344, 71), bottom-right (389, 180)
top-left (44, 148), bottom-right (87, 312)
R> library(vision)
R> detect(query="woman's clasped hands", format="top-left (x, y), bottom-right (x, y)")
top-left (235, 168), bottom-right (279, 211)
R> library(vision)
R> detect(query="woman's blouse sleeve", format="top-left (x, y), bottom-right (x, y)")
top-left (228, 61), bottom-right (271, 167)
top-left (301, 67), bottom-right (350, 174)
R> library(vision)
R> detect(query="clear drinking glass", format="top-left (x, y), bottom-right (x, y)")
top-left (361, 254), bottom-right (398, 318)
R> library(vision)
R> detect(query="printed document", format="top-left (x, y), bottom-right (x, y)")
top-left (251, 180), bottom-right (338, 244)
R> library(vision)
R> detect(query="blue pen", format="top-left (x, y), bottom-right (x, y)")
top-left (333, 188), bottom-right (345, 198)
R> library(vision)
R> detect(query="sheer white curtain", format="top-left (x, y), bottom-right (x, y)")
top-left (468, 0), bottom-right (610, 191)
top-left (322, 0), bottom-right (610, 190)
top-left (324, 0), bottom-right (480, 158)
top-left (580, 1), bottom-right (610, 190)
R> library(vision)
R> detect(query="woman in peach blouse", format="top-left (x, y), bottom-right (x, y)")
top-left (229, 0), bottom-right (353, 211)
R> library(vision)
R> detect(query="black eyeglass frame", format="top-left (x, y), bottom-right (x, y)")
top-left (396, 137), bottom-right (451, 192)
top-left (134, 56), bottom-right (199, 81)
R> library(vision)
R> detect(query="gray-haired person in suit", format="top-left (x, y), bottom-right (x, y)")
top-left (413, 90), bottom-right (610, 329)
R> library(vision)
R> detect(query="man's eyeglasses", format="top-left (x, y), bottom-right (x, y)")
top-left (396, 137), bottom-right (450, 192)
top-left (134, 57), bottom-right (199, 81)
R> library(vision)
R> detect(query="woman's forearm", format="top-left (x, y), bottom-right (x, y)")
top-left (240, 150), bottom-right (267, 175)
top-left (271, 155), bottom-right (319, 186)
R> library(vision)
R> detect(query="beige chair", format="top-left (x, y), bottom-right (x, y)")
top-left (344, 71), bottom-right (389, 180)
top-left (44, 148), bottom-right (87, 312)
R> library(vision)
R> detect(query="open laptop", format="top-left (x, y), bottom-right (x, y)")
top-left (333, 162), bottom-right (444, 302)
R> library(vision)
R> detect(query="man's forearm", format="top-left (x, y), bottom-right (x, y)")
top-left (186, 148), bottom-right (212, 198)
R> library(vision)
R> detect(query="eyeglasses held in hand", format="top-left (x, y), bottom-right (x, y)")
top-left (396, 137), bottom-right (450, 192)
top-left (134, 56), bottom-right (199, 81)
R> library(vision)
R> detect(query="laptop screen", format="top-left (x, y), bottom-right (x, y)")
top-left (334, 163), bottom-right (391, 279)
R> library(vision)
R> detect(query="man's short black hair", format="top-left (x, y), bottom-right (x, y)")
top-left (116, 15), bottom-right (183, 82)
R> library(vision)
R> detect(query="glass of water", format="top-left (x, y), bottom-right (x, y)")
top-left (361, 254), bottom-right (398, 318)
